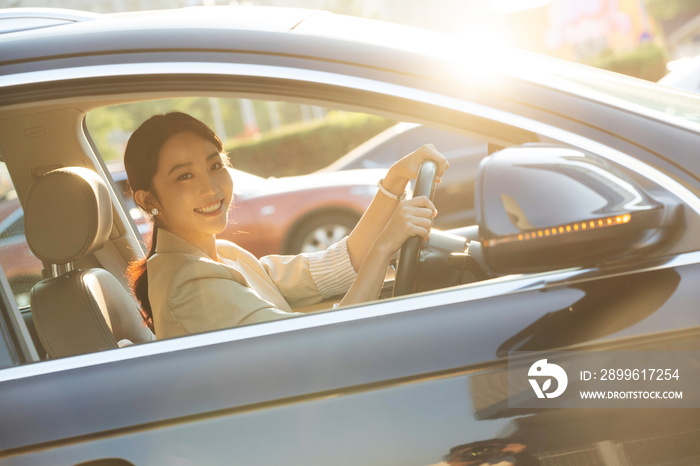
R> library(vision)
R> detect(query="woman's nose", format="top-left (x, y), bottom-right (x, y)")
top-left (199, 172), bottom-right (219, 195)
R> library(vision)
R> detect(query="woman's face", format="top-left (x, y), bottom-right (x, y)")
top-left (144, 131), bottom-right (233, 239)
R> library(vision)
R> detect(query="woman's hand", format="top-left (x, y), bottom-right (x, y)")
top-left (381, 144), bottom-right (450, 196)
top-left (345, 143), bottom-right (447, 274)
top-left (375, 195), bottom-right (436, 255)
top-left (340, 195), bottom-right (436, 307)
top-left (341, 146), bottom-right (443, 306)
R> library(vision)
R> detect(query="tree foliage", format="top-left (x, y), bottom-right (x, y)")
top-left (587, 43), bottom-right (668, 82)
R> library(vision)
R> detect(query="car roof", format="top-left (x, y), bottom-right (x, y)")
top-left (0, 5), bottom-right (568, 77)
top-left (0, 6), bottom-right (482, 76)
top-left (0, 6), bottom-right (321, 57)
top-left (0, 8), bottom-right (101, 34)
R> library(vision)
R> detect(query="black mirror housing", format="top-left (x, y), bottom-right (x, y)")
top-left (475, 144), bottom-right (681, 274)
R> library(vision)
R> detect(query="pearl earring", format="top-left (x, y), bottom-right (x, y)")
top-left (151, 208), bottom-right (159, 216)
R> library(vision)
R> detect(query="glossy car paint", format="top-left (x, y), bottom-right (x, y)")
top-left (1, 7), bottom-right (700, 466)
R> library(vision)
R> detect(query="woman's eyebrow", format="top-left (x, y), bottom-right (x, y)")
top-left (167, 152), bottom-right (221, 176)
top-left (167, 162), bottom-right (191, 176)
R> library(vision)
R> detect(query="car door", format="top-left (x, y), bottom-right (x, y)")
top-left (2, 251), bottom-right (700, 465)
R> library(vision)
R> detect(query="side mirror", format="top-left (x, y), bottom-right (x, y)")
top-left (475, 144), bottom-right (682, 274)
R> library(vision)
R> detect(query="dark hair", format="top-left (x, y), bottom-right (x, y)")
top-left (124, 111), bottom-right (227, 333)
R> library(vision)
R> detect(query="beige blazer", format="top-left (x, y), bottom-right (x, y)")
top-left (146, 228), bottom-right (357, 339)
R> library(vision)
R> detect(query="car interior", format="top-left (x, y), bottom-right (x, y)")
top-left (0, 87), bottom-right (695, 364)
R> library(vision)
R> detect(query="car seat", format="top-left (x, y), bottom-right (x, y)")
top-left (24, 167), bottom-right (154, 358)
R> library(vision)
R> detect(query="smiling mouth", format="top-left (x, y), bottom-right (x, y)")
top-left (194, 199), bottom-right (224, 214)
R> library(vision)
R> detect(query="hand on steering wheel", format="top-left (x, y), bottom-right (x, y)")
top-left (392, 160), bottom-right (438, 296)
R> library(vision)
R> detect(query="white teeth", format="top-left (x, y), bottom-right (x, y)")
top-left (195, 200), bottom-right (222, 213)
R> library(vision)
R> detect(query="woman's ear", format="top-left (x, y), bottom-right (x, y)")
top-left (134, 189), bottom-right (157, 213)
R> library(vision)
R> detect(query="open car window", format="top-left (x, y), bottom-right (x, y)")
top-left (78, 95), bottom-right (695, 341)
top-left (81, 96), bottom-right (500, 333)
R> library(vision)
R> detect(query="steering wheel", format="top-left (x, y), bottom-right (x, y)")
top-left (392, 160), bottom-right (438, 297)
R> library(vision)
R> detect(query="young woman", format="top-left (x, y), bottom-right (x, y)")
top-left (125, 112), bottom-right (449, 339)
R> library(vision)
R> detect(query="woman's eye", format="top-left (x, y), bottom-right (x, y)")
top-left (211, 162), bottom-right (223, 170)
top-left (177, 173), bottom-right (193, 181)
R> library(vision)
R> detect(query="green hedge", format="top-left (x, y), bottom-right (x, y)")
top-left (646, 0), bottom-right (700, 21)
top-left (587, 43), bottom-right (669, 82)
top-left (224, 112), bottom-right (395, 178)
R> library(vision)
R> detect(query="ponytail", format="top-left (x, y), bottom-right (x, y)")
top-left (127, 225), bottom-right (159, 333)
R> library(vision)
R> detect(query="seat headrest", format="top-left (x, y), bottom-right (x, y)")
top-left (25, 167), bottom-right (113, 265)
